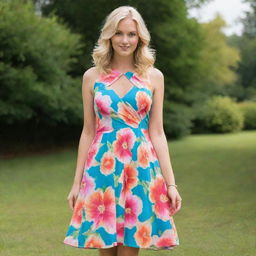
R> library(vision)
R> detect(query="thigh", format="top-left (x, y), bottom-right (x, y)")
top-left (117, 244), bottom-right (140, 256)
top-left (98, 246), bottom-right (118, 256)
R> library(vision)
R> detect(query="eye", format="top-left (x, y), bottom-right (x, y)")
top-left (129, 32), bottom-right (136, 36)
top-left (115, 31), bottom-right (121, 35)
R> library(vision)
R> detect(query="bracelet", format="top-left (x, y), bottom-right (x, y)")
top-left (166, 184), bottom-right (178, 188)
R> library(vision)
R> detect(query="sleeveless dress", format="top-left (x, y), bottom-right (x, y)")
top-left (63, 68), bottom-right (180, 250)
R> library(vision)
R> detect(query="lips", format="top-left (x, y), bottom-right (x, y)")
top-left (120, 46), bottom-right (129, 50)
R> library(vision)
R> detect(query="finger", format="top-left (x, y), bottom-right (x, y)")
top-left (171, 197), bottom-right (176, 209)
top-left (176, 201), bottom-right (181, 211)
top-left (169, 208), bottom-right (177, 216)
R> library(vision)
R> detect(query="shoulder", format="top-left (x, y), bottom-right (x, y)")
top-left (83, 66), bottom-right (100, 81)
top-left (147, 67), bottom-right (164, 93)
top-left (148, 67), bottom-right (164, 79)
top-left (82, 67), bottom-right (100, 92)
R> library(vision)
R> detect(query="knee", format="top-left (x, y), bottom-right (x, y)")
top-left (117, 245), bottom-right (140, 256)
top-left (98, 246), bottom-right (118, 256)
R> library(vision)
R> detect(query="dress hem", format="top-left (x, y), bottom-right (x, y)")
top-left (63, 240), bottom-right (179, 251)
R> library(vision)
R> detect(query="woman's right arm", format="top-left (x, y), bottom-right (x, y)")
top-left (67, 67), bottom-right (98, 210)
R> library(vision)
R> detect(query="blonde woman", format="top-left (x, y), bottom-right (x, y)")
top-left (63, 5), bottom-right (182, 256)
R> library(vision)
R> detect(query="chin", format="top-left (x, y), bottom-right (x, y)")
top-left (117, 50), bottom-right (135, 56)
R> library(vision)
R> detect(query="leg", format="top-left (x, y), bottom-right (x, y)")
top-left (98, 246), bottom-right (118, 256)
top-left (117, 244), bottom-right (140, 256)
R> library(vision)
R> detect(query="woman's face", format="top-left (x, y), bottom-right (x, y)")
top-left (111, 17), bottom-right (139, 57)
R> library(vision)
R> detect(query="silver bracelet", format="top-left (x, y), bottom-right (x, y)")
top-left (166, 184), bottom-right (178, 188)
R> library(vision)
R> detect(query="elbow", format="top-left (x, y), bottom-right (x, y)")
top-left (82, 126), bottom-right (95, 138)
top-left (149, 127), bottom-right (165, 139)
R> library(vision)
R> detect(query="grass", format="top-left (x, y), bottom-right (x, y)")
top-left (0, 130), bottom-right (255, 256)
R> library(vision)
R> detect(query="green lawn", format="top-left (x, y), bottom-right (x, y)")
top-left (0, 131), bottom-right (255, 256)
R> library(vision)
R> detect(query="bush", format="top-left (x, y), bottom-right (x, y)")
top-left (0, 0), bottom-right (84, 126)
top-left (163, 102), bottom-right (193, 139)
top-left (194, 96), bottom-right (244, 133)
top-left (238, 101), bottom-right (256, 129)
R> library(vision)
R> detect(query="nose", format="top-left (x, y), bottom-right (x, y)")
top-left (121, 35), bottom-right (129, 43)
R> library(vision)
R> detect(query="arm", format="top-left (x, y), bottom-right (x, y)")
top-left (148, 68), bottom-right (176, 186)
top-left (148, 68), bottom-right (182, 213)
top-left (67, 67), bottom-right (97, 210)
top-left (72, 68), bottom-right (96, 186)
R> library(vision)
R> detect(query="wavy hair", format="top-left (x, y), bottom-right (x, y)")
top-left (91, 6), bottom-right (156, 78)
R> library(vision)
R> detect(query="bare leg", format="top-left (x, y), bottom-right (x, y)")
top-left (117, 244), bottom-right (140, 256)
top-left (98, 246), bottom-right (118, 256)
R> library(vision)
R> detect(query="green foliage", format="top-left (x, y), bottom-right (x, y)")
top-left (227, 34), bottom-right (256, 101)
top-left (236, 36), bottom-right (256, 91)
top-left (0, 0), bottom-right (84, 125)
top-left (163, 102), bottom-right (193, 138)
top-left (198, 15), bottom-right (240, 87)
top-left (238, 101), bottom-right (256, 129)
top-left (199, 96), bottom-right (244, 133)
top-left (226, 0), bottom-right (256, 102)
top-left (241, 0), bottom-right (256, 38)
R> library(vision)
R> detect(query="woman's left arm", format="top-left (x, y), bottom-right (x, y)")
top-left (148, 68), bottom-right (182, 213)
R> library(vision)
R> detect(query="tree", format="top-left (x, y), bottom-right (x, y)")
top-left (198, 15), bottom-right (240, 88)
top-left (227, 0), bottom-right (256, 100)
top-left (241, 0), bottom-right (256, 38)
top-left (0, 0), bottom-right (84, 126)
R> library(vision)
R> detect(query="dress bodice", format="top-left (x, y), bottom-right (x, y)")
top-left (93, 68), bottom-right (153, 134)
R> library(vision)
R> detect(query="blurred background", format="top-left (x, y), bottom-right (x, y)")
top-left (0, 0), bottom-right (255, 255)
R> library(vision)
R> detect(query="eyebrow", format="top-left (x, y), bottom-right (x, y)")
top-left (116, 30), bottom-right (137, 33)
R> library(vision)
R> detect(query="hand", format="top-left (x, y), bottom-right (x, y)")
top-left (66, 183), bottom-right (80, 211)
top-left (167, 186), bottom-right (182, 215)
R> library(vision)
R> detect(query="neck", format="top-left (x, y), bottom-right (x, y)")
top-left (111, 54), bottom-right (135, 72)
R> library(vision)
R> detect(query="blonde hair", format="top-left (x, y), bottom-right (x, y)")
top-left (91, 6), bottom-right (156, 78)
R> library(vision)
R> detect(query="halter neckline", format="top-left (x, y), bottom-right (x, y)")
top-left (111, 68), bottom-right (135, 75)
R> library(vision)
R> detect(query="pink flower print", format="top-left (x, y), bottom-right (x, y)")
top-left (63, 236), bottom-right (78, 247)
top-left (100, 152), bottom-right (115, 175)
top-left (136, 91), bottom-right (152, 118)
top-left (70, 198), bottom-right (84, 228)
top-left (116, 217), bottom-right (125, 241)
top-left (84, 234), bottom-right (105, 248)
top-left (141, 129), bottom-right (157, 158)
top-left (137, 142), bottom-right (150, 168)
top-left (84, 187), bottom-right (116, 234)
top-left (95, 93), bottom-right (112, 116)
top-left (80, 171), bottom-right (95, 197)
top-left (134, 222), bottom-right (152, 248)
top-left (149, 176), bottom-right (172, 220)
top-left (99, 72), bottom-right (119, 86)
top-left (120, 163), bottom-right (138, 199)
top-left (118, 102), bottom-right (141, 128)
top-left (84, 137), bottom-right (101, 169)
top-left (113, 128), bottom-right (136, 163)
top-left (152, 229), bottom-right (177, 247)
top-left (130, 74), bottom-right (144, 88)
top-left (170, 216), bottom-right (178, 233)
top-left (124, 194), bottom-right (142, 228)
top-left (95, 115), bottom-right (113, 134)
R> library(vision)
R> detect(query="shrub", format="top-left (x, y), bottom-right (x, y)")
top-left (238, 101), bottom-right (256, 129)
top-left (163, 102), bottom-right (193, 139)
top-left (197, 96), bottom-right (244, 133)
top-left (0, 0), bottom-right (83, 126)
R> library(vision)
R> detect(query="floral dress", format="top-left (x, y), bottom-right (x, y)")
top-left (63, 68), bottom-right (180, 250)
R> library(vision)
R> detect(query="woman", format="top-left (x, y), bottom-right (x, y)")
top-left (63, 5), bottom-right (182, 256)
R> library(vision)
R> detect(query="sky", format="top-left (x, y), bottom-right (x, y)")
top-left (188, 0), bottom-right (252, 36)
